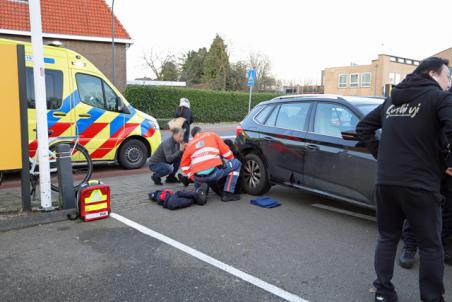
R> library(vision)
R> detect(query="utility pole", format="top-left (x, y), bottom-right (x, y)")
top-left (28, 0), bottom-right (52, 210)
top-left (111, 0), bottom-right (116, 85)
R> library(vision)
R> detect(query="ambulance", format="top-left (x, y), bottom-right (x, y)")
top-left (0, 38), bottom-right (161, 169)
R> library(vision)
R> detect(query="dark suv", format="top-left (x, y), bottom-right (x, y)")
top-left (236, 94), bottom-right (384, 207)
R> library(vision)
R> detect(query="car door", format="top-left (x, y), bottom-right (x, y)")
top-left (72, 72), bottom-right (125, 160)
top-left (304, 101), bottom-right (376, 204)
top-left (258, 102), bottom-right (312, 185)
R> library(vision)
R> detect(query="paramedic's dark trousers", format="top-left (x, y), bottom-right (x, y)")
top-left (374, 185), bottom-right (444, 302)
top-left (194, 159), bottom-right (241, 193)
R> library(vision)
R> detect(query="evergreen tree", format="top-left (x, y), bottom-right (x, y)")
top-left (180, 48), bottom-right (207, 85)
top-left (202, 34), bottom-right (230, 90)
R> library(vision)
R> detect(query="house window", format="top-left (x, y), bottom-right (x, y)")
top-left (414, 61), bottom-right (420, 66)
top-left (389, 73), bottom-right (401, 85)
top-left (350, 73), bottom-right (359, 88)
top-left (361, 72), bottom-right (371, 88)
top-left (390, 57), bottom-right (396, 62)
top-left (338, 74), bottom-right (348, 88)
top-left (406, 59), bottom-right (412, 65)
top-left (397, 58), bottom-right (405, 63)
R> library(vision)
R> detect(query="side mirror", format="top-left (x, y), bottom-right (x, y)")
top-left (341, 130), bottom-right (358, 141)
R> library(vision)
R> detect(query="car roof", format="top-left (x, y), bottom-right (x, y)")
top-left (260, 94), bottom-right (385, 107)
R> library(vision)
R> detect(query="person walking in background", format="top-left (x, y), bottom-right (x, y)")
top-left (149, 128), bottom-right (186, 185)
top-left (356, 57), bottom-right (452, 302)
top-left (176, 98), bottom-right (194, 143)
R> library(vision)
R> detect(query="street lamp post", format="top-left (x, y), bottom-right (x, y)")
top-left (111, 0), bottom-right (116, 85)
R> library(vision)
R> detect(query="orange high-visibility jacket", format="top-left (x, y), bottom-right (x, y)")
top-left (180, 132), bottom-right (234, 178)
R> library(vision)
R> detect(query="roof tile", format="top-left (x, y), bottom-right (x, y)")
top-left (0, 0), bottom-right (131, 40)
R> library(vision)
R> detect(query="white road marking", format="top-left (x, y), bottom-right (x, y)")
top-left (111, 213), bottom-right (308, 302)
top-left (311, 203), bottom-right (376, 222)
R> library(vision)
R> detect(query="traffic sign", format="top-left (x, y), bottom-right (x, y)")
top-left (247, 69), bottom-right (255, 87)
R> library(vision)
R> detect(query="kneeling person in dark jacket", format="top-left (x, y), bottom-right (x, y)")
top-left (149, 128), bottom-right (186, 185)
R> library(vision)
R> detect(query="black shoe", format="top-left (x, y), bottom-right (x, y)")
top-left (166, 175), bottom-right (179, 184)
top-left (194, 183), bottom-right (209, 205)
top-left (375, 293), bottom-right (398, 302)
top-left (178, 174), bottom-right (192, 187)
top-left (398, 247), bottom-right (416, 269)
top-left (152, 174), bottom-right (163, 186)
top-left (221, 192), bottom-right (241, 202)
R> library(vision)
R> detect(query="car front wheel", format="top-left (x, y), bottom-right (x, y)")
top-left (242, 152), bottom-right (270, 195)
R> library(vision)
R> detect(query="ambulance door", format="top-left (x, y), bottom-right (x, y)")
top-left (26, 51), bottom-right (74, 158)
top-left (71, 71), bottom-right (125, 160)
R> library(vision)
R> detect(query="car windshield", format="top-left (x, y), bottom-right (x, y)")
top-left (356, 104), bottom-right (379, 116)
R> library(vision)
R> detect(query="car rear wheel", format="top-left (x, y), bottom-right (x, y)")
top-left (242, 152), bottom-right (270, 195)
top-left (118, 139), bottom-right (148, 169)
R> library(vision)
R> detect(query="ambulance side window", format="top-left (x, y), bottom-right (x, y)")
top-left (76, 73), bottom-right (123, 113)
top-left (26, 68), bottom-right (63, 109)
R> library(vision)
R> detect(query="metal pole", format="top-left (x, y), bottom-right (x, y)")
top-left (248, 86), bottom-right (253, 113)
top-left (17, 45), bottom-right (31, 212)
top-left (28, 0), bottom-right (52, 210)
top-left (111, 0), bottom-right (116, 85)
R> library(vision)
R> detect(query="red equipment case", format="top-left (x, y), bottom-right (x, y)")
top-left (78, 181), bottom-right (111, 222)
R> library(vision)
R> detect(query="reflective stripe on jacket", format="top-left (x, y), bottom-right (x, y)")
top-left (180, 132), bottom-right (234, 178)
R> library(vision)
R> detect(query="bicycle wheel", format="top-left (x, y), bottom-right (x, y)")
top-left (49, 142), bottom-right (93, 192)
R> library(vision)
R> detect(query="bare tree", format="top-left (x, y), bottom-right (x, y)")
top-left (143, 50), bottom-right (178, 80)
top-left (248, 53), bottom-right (276, 91)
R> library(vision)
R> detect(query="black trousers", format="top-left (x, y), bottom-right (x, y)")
top-left (374, 185), bottom-right (444, 302)
top-left (402, 176), bottom-right (452, 250)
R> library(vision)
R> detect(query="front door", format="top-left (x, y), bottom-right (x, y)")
top-left (304, 102), bottom-right (376, 204)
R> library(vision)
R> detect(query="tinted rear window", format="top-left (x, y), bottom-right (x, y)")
top-left (254, 105), bottom-right (274, 124)
top-left (26, 68), bottom-right (64, 109)
top-left (275, 102), bottom-right (311, 131)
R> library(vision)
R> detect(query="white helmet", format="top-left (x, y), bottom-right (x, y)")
top-left (179, 98), bottom-right (190, 108)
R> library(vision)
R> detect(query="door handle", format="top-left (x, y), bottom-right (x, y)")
top-left (52, 111), bottom-right (66, 117)
top-left (78, 113), bottom-right (91, 118)
top-left (306, 144), bottom-right (320, 151)
top-left (263, 136), bottom-right (275, 142)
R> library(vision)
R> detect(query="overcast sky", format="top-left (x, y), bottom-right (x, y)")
top-left (112, 0), bottom-right (452, 84)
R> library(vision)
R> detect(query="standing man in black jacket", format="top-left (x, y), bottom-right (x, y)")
top-left (356, 57), bottom-right (452, 302)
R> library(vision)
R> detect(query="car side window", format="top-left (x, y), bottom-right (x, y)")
top-left (76, 73), bottom-right (122, 112)
top-left (254, 105), bottom-right (274, 124)
top-left (314, 103), bottom-right (359, 138)
top-left (264, 105), bottom-right (279, 126)
top-left (275, 102), bottom-right (310, 131)
top-left (26, 68), bottom-right (63, 109)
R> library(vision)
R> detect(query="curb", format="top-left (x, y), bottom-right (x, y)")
top-left (0, 209), bottom-right (77, 232)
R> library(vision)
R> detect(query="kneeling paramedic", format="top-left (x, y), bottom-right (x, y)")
top-left (180, 127), bottom-right (241, 202)
top-left (149, 128), bottom-right (185, 185)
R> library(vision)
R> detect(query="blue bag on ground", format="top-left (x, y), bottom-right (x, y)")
top-left (250, 196), bottom-right (281, 208)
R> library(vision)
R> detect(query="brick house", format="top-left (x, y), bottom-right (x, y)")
top-left (0, 0), bottom-right (132, 91)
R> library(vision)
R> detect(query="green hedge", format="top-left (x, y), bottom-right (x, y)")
top-left (124, 85), bottom-right (280, 123)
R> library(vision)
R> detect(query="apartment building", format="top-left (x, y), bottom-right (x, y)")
top-left (322, 54), bottom-right (420, 97)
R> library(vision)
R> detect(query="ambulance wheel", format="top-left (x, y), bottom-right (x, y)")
top-left (118, 139), bottom-right (147, 169)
